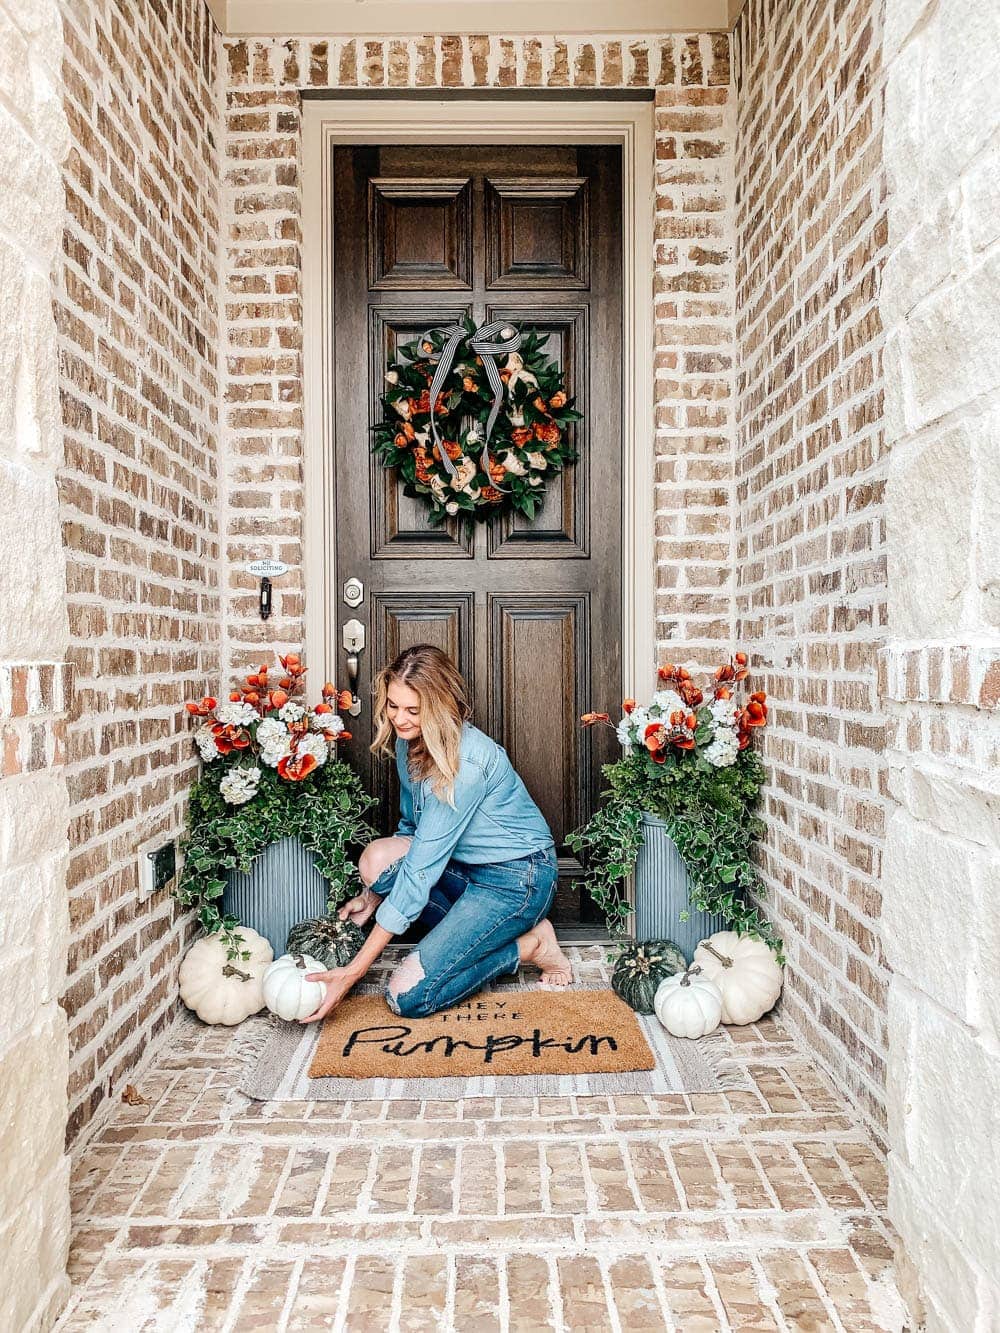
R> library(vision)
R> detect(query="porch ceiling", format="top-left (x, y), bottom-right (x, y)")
top-left (206, 0), bottom-right (742, 37)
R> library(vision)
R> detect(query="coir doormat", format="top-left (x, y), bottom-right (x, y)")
top-left (307, 989), bottom-right (655, 1080)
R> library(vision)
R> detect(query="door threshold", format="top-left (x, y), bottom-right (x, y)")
top-left (554, 925), bottom-right (618, 946)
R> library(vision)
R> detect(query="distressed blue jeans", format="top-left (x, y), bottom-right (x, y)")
top-left (367, 844), bottom-right (559, 1018)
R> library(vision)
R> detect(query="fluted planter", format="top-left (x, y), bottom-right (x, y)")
top-left (633, 811), bottom-right (728, 961)
top-left (222, 836), bottom-right (329, 958)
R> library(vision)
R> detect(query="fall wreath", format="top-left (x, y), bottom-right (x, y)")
top-left (372, 318), bottom-right (581, 525)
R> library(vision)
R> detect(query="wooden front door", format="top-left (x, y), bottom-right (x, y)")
top-left (332, 143), bottom-right (622, 928)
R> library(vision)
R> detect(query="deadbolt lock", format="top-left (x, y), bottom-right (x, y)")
top-left (343, 577), bottom-right (364, 608)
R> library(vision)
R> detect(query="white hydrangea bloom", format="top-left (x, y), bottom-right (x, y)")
top-left (616, 715), bottom-right (637, 749)
top-left (709, 697), bottom-right (739, 728)
top-left (650, 689), bottom-right (684, 717)
top-left (194, 723), bottom-right (220, 762)
top-left (310, 711), bottom-right (344, 736)
top-left (256, 718), bottom-right (287, 748)
top-left (257, 717), bottom-right (292, 768)
top-left (296, 732), bottom-right (329, 767)
top-left (704, 726), bottom-right (739, 768)
top-left (278, 701), bottom-right (306, 723)
top-left (220, 766), bottom-right (262, 805)
top-left (216, 701), bottom-right (258, 727)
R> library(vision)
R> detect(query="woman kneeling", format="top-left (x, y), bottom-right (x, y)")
top-left (300, 644), bottom-right (572, 1025)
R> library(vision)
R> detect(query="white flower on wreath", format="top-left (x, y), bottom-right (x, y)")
top-left (529, 476), bottom-right (543, 487)
top-left (393, 398), bottom-right (411, 420)
top-left (220, 766), bottom-right (262, 805)
top-left (500, 451), bottom-right (526, 476)
top-left (527, 451), bottom-right (548, 470)
top-left (449, 458), bottom-right (477, 491)
top-left (504, 352), bottom-right (538, 393)
top-left (296, 732), bottom-right (329, 767)
top-left (385, 370), bottom-right (399, 385)
top-left (278, 701), bottom-right (305, 723)
top-left (465, 428), bottom-right (481, 448)
top-left (704, 726), bottom-right (739, 768)
top-left (194, 723), bottom-right (220, 762)
top-left (446, 501), bottom-right (459, 515)
top-left (216, 700), bottom-right (257, 727)
top-left (509, 410), bottom-right (525, 427)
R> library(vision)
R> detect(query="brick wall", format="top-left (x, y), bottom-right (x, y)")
top-left (732, 0), bottom-right (889, 1142)
top-left (0, 0), bottom-right (74, 1323)
top-left (56, 0), bottom-right (223, 1144)
top-left (219, 33), bottom-right (737, 680)
top-left (880, 0), bottom-right (1000, 1322)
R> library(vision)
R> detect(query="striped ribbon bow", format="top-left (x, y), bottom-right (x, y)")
top-left (425, 319), bottom-right (523, 481)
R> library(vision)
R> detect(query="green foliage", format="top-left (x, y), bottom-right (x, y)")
top-left (174, 759), bottom-right (378, 961)
top-left (567, 747), bottom-right (783, 959)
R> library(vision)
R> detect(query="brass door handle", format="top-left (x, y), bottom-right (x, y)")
top-left (342, 618), bottom-right (365, 717)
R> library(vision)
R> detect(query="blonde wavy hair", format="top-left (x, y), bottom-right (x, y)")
top-left (370, 644), bottom-right (473, 807)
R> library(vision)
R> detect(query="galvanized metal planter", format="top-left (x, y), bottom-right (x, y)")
top-left (633, 811), bottom-right (728, 962)
top-left (222, 836), bottom-right (329, 958)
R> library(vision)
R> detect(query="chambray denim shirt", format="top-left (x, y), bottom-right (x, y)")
top-left (374, 721), bottom-right (556, 935)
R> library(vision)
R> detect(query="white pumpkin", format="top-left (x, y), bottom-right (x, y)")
top-left (693, 930), bottom-right (782, 1025)
top-left (653, 966), bottom-right (723, 1039)
top-left (178, 928), bottom-right (273, 1026)
top-left (262, 952), bottom-right (328, 1021)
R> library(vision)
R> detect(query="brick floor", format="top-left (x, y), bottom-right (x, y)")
top-left (56, 948), bottom-right (908, 1331)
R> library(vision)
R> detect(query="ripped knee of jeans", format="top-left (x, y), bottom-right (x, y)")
top-left (386, 951), bottom-right (425, 1016)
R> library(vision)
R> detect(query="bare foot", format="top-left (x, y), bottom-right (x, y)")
top-left (518, 919), bottom-right (574, 989)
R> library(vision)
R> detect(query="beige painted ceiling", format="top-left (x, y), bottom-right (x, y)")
top-left (206, 0), bottom-right (741, 37)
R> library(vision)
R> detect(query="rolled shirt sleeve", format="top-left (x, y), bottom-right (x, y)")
top-left (374, 758), bottom-right (488, 935)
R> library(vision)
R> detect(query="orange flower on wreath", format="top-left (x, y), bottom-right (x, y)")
top-left (480, 485), bottom-right (504, 503)
top-left (549, 390), bottom-right (568, 410)
top-left (488, 459), bottom-right (507, 485)
top-left (511, 427), bottom-right (533, 447)
top-left (534, 421), bottom-right (561, 447)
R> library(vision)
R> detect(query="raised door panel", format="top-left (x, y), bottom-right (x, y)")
top-left (485, 306), bottom-right (589, 559)
top-left (369, 307), bottom-right (474, 557)
top-left (487, 592), bottom-right (589, 875)
top-left (485, 177), bottom-right (590, 289)
top-left (369, 178), bottom-right (473, 289)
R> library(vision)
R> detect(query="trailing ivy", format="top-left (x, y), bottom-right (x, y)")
top-left (567, 746), bottom-right (783, 960)
top-left (174, 759), bottom-right (378, 961)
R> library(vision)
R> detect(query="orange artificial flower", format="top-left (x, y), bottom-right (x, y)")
top-left (185, 696), bottom-right (217, 716)
top-left (534, 422), bottom-right (561, 446)
top-left (481, 486), bottom-right (504, 503)
top-left (269, 689), bottom-right (289, 710)
top-left (511, 427), bottom-right (533, 447)
top-left (549, 390), bottom-right (567, 409)
top-left (622, 698), bottom-right (637, 714)
top-left (488, 460), bottom-right (507, 485)
top-left (581, 712), bottom-right (611, 726)
top-left (277, 750), bottom-right (319, 781)
top-left (463, 376), bottom-right (477, 392)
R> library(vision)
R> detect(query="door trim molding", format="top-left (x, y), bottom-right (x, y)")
top-left (302, 97), bottom-right (655, 703)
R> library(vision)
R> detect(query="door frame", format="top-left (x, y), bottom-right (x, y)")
top-left (302, 95), bottom-right (655, 702)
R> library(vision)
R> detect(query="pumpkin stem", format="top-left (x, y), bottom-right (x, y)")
top-left (221, 963), bottom-right (252, 982)
top-left (293, 953), bottom-right (306, 969)
top-left (701, 942), bottom-right (733, 968)
top-left (680, 965), bottom-right (703, 988)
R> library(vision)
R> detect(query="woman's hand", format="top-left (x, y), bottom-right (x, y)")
top-left (338, 888), bottom-right (380, 927)
top-left (299, 966), bottom-right (358, 1023)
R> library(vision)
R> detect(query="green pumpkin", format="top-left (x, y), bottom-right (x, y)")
top-left (612, 939), bottom-right (687, 1013)
top-left (286, 916), bottom-right (365, 969)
